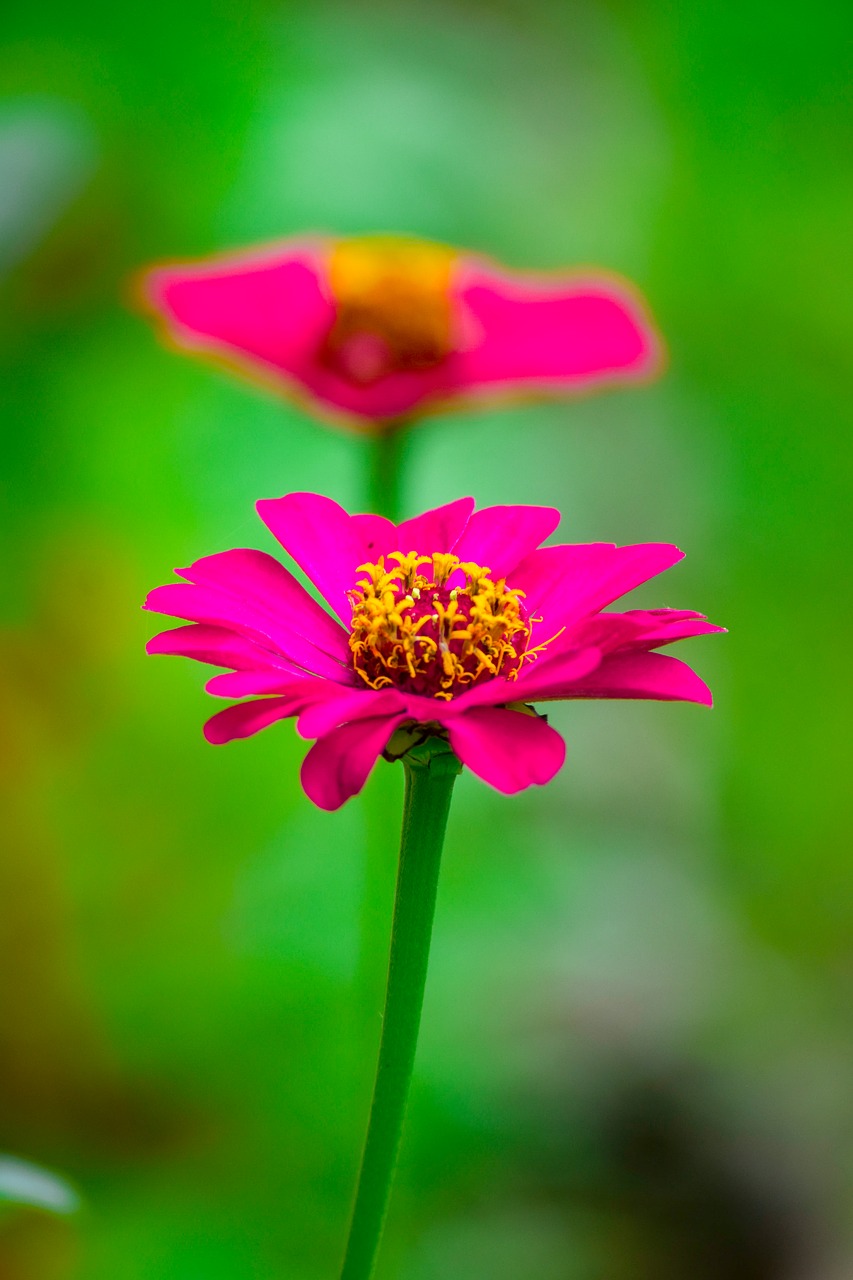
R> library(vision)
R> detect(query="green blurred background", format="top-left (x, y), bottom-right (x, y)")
top-left (1, 1), bottom-right (850, 1276)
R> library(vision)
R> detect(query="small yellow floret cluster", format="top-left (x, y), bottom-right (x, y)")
top-left (326, 237), bottom-right (457, 377)
top-left (348, 551), bottom-right (531, 699)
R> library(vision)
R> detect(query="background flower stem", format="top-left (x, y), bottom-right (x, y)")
top-left (367, 422), bottom-right (408, 521)
top-left (340, 738), bottom-right (461, 1280)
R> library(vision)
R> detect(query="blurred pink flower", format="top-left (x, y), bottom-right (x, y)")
top-left (145, 494), bottom-right (721, 810)
top-left (139, 235), bottom-right (661, 429)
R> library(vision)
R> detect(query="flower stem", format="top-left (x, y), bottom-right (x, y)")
top-left (340, 738), bottom-right (461, 1280)
top-left (367, 421), bottom-right (408, 521)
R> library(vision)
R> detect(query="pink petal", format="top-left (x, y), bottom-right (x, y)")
top-left (491, 646), bottom-right (605, 704)
top-left (180, 547), bottom-right (351, 659)
top-left (205, 670), bottom-right (314, 698)
top-left (144, 245), bottom-right (335, 389)
top-left (558, 604), bottom-right (722, 655)
top-left (287, 362), bottom-right (457, 423)
top-left (207, 674), bottom-right (374, 732)
top-left (565, 608), bottom-right (726, 655)
top-left (210, 677), bottom-right (399, 739)
top-left (399, 690), bottom-right (462, 725)
top-left (556, 611), bottom-right (650, 655)
top-left (445, 707), bottom-right (566, 793)
top-left (452, 504), bottom-right (561, 579)
top-left (256, 492), bottom-right (395, 625)
top-left (615, 609), bottom-right (726, 649)
top-left (454, 267), bottom-right (659, 390)
top-left (394, 497), bottom-right (475, 555)
top-left (511, 542), bottom-right (685, 635)
top-left (300, 714), bottom-right (407, 811)
top-left (295, 686), bottom-right (405, 740)
top-left (143, 581), bottom-right (349, 681)
top-left (532, 650), bottom-right (713, 706)
top-left (146, 623), bottom-right (299, 672)
top-left (349, 512), bottom-right (398, 560)
top-left (204, 694), bottom-right (307, 744)
top-left (437, 647), bottom-right (603, 711)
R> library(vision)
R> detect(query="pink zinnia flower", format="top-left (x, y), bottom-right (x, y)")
top-left (139, 235), bottom-right (661, 428)
top-left (144, 494), bottom-right (721, 811)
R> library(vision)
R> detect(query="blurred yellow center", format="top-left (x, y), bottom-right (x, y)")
top-left (325, 237), bottom-right (457, 383)
top-left (348, 551), bottom-right (531, 699)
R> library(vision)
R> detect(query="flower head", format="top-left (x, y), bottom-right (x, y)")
top-left (139, 234), bottom-right (661, 429)
top-left (144, 494), bottom-right (722, 811)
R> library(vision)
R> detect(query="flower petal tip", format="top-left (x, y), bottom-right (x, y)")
top-left (202, 718), bottom-right (228, 745)
top-left (688, 674), bottom-right (715, 708)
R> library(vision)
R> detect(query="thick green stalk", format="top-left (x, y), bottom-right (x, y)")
top-left (340, 738), bottom-right (461, 1280)
top-left (367, 422), bottom-right (407, 521)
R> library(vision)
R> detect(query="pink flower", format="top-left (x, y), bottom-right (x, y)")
top-left (144, 494), bottom-right (721, 811)
top-left (139, 235), bottom-right (661, 428)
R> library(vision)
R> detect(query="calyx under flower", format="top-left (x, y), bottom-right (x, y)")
top-left (348, 550), bottom-right (541, 699)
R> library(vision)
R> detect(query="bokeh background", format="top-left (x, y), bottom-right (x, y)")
top-left (1, 1), bottom-right (851, 1276)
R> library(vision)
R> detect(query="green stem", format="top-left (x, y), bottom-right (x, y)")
top-left (340, 738), bottom-right (461, 1280)
top-left (367, 421), bottom-right (408, 521)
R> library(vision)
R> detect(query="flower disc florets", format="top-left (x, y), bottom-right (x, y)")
top-left (323, 237), bottom-right (457, 384)
top-left (348, 551), bottom-right (531, 698)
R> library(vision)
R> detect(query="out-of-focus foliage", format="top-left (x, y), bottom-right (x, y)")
top-left (0, 2), bottom-right (850, 1277)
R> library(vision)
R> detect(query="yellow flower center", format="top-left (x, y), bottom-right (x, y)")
top-left (348, 551), bottom-right (532, 699)
top-left (324, 236), bottom-right (457, 384)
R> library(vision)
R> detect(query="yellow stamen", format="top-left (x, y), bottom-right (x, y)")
top-left (348, 550), bottom-right (544, 699)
